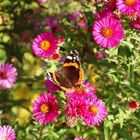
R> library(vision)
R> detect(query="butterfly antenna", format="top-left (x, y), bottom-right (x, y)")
top-left (70, 50), bottom-right (79, 56)
top-left (44, 72), bottom-right (52, 80)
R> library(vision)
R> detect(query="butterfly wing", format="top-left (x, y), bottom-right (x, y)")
top-left (62, 50), bottom-right (84, 86)
top-left (61, 64), bottom-right (83, 86)
top-left (45, 72), bottom-right (74, 91)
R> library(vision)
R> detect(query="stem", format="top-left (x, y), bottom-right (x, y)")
top-left (38, 125), bottom-right (45, 140)
top-left (104, 122), bottom-right (109, 140)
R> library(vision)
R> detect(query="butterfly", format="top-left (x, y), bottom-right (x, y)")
top-left (45, 50), bottom-right (84, 91)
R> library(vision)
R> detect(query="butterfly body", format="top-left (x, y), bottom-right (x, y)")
top-left (45, 50), bottom-right (84, 91)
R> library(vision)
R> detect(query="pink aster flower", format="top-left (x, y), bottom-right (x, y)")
top-left (0, 125), bottom-right (16, 140)
top-left (65, 97), bottom-right (87, 118)
top-left (32, 93), bottom-right (59, 125)
top-left (65, 81), bottom-right (96, 100)
top-left (45, 80), bottom-right (61, 93)
top-left (93, 16), bottom-right (124, 48)
top-left (83, 97), bottom-right (107, 126)
top-left (32, 32), bottom-right (58, 58)
top-left (0, 63), bottom-right (17, 89)
top-left (116, 0), bottom-right (140, 15)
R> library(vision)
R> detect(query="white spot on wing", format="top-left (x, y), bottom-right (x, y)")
top-left (67, 56), bottom-right (73, 60)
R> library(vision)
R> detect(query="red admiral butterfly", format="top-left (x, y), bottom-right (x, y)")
top-left (45, 50), bottom-right (84, 91)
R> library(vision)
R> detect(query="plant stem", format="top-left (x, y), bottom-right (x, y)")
top-left (38, 125), bottom-right (45, 140)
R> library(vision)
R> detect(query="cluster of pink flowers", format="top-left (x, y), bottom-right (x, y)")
top-left (92, 0), bottom-right (140, 49)
top-left (65, 81), bottom-right (107, 127)
top-left (93, 1), bottom-right (124, 48)
top-left (33, 79), bottom-right (107, 127)
top-left (32, 78), bottom-right (107, 127)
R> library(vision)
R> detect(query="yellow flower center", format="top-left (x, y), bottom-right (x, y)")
top-left (102, 27), bottom-right (113, 38)
top-left (0, 72), bottom-right (7, 79)
top-left (89, 106), bottom-right (98, 115)
top-left (40, 40), bottom-right (51, 50)
top-left (125, 0), bottom-right (136, 6)
top-left (40, 103), bottom-right (49, 114)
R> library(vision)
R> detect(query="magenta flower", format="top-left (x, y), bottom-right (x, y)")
top-left (65, 81), bottom-right (96, 100)
top-left (93, 16), bottom-right (124, 48)
top-left (32, 32), bottom-right (58, 58)
top-left (45, 80), bottom-right (61, 93)
top-left (83, 97), bottom-right (107, 126)
top-left (32, 93), bottom-right (59, 125)
top-left (0, 125), bottom-right (16, 140)
top-left (116, 0), bottom-right (140, 15)
top-left (65, 97), bottom-right (87, 118)
top-left (0, 63), bottom-right (17, 89)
